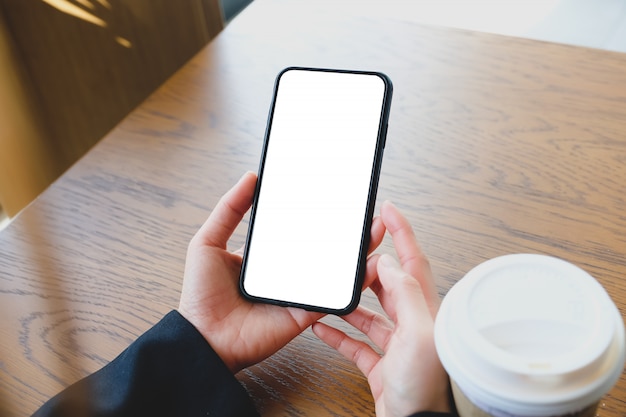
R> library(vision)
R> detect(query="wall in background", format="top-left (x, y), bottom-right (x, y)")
top-left (0, 8), bottom-right (60, 216)
top-left (0, 0), bottom-right (224, 217)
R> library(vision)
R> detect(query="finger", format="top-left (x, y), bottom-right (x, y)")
top-left (368, 275), bottom-right (382, 297)
top-left (342, 306), bottom-right (394, 351)
top-left (380, 201), bottom-right (427, 276)
top-left (360, 215), bottom-right (385, 290)
top-left (287, 306), bottom-right (325, 331)
top-left (367, 215), bottom-right (386, 255)
top-left (362, 253), bottom-right (380, 290)
top-left (376, 254), bottom-right (433, 323)
top-left (380, 201), bottom-right (439, 315)
top-left (369, 272), bottom-right (397, 321)
top-left (312, 322), bottom-right (380, 378)
top-left (195, 172), bottom-right (257, 249)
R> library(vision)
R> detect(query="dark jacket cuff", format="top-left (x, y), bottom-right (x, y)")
top-left (33, 310), bottom-right (259, 417)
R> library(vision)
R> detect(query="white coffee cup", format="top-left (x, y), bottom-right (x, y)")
top-left (434, 254), bottom-right (625, 417)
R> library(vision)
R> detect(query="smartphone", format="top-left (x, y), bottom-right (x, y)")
top-left (239, 67), bottom-right (393, 315)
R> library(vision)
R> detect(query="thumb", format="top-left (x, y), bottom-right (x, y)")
top-left (377, 254), bottom-right (432, 325)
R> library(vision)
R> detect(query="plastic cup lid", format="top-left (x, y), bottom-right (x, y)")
top-left (434, 254), bottom-right (625, 416)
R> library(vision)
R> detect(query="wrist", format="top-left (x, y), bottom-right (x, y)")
top-left (176, 308), bottom-right (239, 373)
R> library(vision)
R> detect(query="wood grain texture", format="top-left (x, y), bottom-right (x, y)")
top-left (1, 0), bottom-right (626, 415)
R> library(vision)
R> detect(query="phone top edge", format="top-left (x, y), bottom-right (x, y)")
top-left (275, 67), bottom-right (394, 128)
top-left (277, 66), bottom-right (393, 90)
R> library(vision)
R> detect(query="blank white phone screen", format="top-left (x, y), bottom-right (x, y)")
top-left (242, 69), bottom-right (387, 311)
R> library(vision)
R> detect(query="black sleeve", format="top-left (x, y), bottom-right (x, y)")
top-left (32, 310), bottom-right (259, 417)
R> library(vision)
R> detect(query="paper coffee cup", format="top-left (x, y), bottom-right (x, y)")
top-left (434, 254), bottom-right (625, 417)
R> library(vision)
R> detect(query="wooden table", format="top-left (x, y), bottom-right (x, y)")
top-left (2, 0), bottom-right (626, 415)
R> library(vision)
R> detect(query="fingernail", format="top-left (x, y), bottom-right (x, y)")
top-left (379, 253), bottom-right (399, 268)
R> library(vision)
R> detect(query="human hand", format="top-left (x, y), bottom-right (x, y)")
top-left (178, 172), bottom-right (386, 373)
top-left (312, 201), bottom-right (450, 417)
